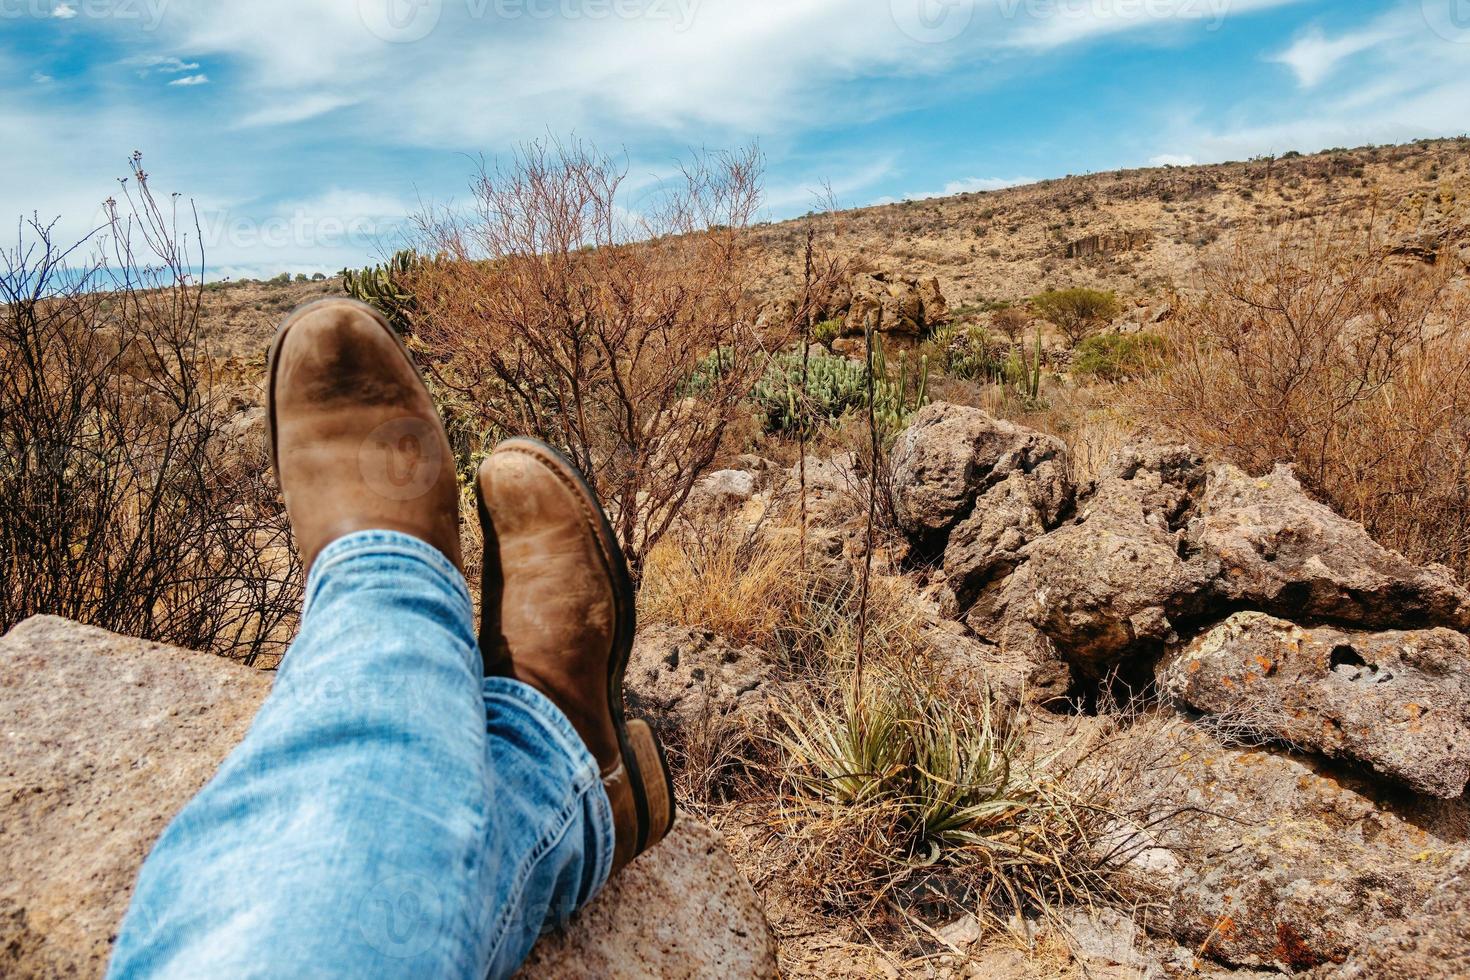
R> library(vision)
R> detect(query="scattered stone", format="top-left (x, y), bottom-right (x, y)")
top-left (1161, 612), bottom-right (1470, 798)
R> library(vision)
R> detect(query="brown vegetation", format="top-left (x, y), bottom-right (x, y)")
top-left (406, 139), bottom-right (780, 572)
top-left (0, 158), bottom-right (299, 664)
top-left (1139, 220), bottom-right (1470, 576)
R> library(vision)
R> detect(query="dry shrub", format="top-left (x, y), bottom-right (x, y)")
top-left (0, 158), bottom-right (300, 663)
top-left (408, 137), bottom-right (779, 573)
top-left (1138, 220), bottom-right (1470, 576)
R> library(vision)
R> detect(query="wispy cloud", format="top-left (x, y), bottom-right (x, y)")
top-left (1271, 26), bottom-right (1391, 87)
top-left (51, 3), bottom-right (76, 19)
top-left (167, 74), bottom-right (210, 87)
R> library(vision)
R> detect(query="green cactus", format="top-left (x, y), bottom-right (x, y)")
top-left (341, 249), bottom-right (420, 334)
top-left (1005, 330), bottom-right (1045, 406)
top-left (751, 339), bottom-right (929, 440)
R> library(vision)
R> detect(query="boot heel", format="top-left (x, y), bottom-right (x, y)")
top-left (624, 719), bottom-right (676, 853)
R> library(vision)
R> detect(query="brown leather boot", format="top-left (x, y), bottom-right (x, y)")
top-left (477, 438), bottom-right (675, 874)
top-left (267, 298), bottom-right (462, 573)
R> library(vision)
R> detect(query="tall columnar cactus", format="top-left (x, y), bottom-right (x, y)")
top-left (341, 249), bottom-right (419, 335)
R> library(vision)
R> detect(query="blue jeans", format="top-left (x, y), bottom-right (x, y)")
top-left (107, 531), bottom-right (614, 979)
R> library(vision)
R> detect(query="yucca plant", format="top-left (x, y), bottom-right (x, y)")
top-left (775, 667), bottom-right (1128, 920)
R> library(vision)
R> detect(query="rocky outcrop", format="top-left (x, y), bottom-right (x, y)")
top-left (624, 625), bottom-right (781, 742)
top-left (755, 271), bottom-right (949, 338)
top-left (1091, 716), bottom-right (1470, 971)
top-left (891, 402), bottom-right (1072, 557)
top-left (841, 272), bottom-right (948, 337)
top-left (1193, 463), bottom-right (1470, 632)
top-left (1161, 612), bottom-right (1470, 798)
top-left (1064, 229), bottom-right (1151, 259)
top-left (0, 616), bottom-right (777, 979)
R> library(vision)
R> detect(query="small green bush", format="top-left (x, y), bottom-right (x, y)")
top-left (812, 318), bottom-right (843, 350)
top-left (1073, 332), bottom-right (1166, 381)
top-left (1031, 288), bottom-right (1121, 345)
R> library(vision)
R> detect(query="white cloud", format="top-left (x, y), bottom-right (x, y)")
top-left (130, 55), bottom-right (203, 75)
top-left (1147, 8), bottom-right (1470, 166)
top-left (168, 74), bottom-right (210, 86)
top-left (235, 94), bottom-right (355, 129)
top-left (32, 72), bottom-right (55, 84)
top-left (1007, 0), bottom-right (1307, 48)
top-left (1148, 153), bottom-right (1196, 166)
top-left (873, 175), bottom-right (1038, 204)
top-left (1271, 26), bottom-right (1389, 87)
top-left (51, 3), bottom-right (76, 19)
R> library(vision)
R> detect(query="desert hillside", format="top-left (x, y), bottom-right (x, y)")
top-left (5, 136), bottom-right (1470, 979)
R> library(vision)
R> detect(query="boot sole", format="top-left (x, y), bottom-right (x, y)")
top-left (479, 438), bottom-right (676, 857)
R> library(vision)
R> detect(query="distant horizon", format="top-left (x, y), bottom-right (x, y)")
top-left (6, 0), bottom-right (1467, 280)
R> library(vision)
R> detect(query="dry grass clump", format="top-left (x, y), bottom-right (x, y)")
top-left (771, 664), bottom-right (1153, 927)
top-left (1138, 219), bottom-right (1470, 576)
top-left (638, 522), bottom-right (812, 653)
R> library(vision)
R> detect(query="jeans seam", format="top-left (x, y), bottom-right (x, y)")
top-left (481, 779), bottom-right (590, 974)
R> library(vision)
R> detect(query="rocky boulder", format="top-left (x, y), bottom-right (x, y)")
top-left (891, 402), bottom-right (1072, 554)
top-left (624, 625), bottom-right (781, 743)
top-left (1190, 463), bottom-right (1470, 632)
top-left (1161, 612), bottom-right (1470, 798)
top-left (1091, 716), bottom-right (1470, 971)
top-left (0, 616), bottom-right (778, 979)
top-left (1015, 443), bottom-right (1214, 669)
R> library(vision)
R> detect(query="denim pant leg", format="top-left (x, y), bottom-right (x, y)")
top-left (107, 531), bottom-right (613, 980)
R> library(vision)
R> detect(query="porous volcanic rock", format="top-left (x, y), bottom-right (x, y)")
top-left (624, 625), bottom-right (780, 742)
top-left (1090, 716), bottom-right (1470, 971)
top-left (1016, 443), bottom-right (1214, 669)
top-left (1161, 612), bottom-right (1470, 798)
top-left (1190, 463), bottom-right (1470, 631)
top-left (890, 402), bottom-right (1072, 553)
top-left (0, 616), bottom-right (777, 979)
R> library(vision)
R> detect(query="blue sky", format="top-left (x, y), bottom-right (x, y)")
top-left (3, 0), bottom-right (1467, 280)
